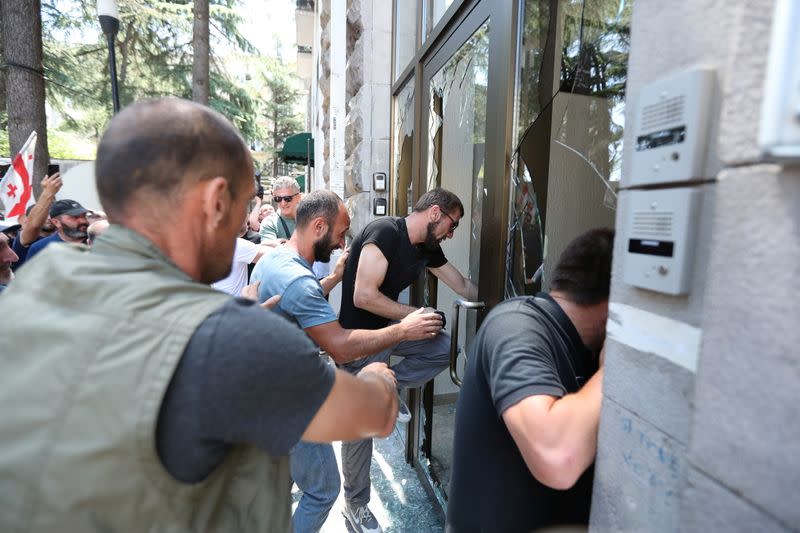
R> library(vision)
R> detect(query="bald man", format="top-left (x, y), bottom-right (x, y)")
top-left (0, 98), bottom-right (398, 532)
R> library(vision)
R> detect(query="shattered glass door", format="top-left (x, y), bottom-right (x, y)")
top-left (392, 79), bottom-right (415, 216)
top-left (417, 19), bottom-right (490, 505)
top-left (506, 0), bottom-right (632, 297)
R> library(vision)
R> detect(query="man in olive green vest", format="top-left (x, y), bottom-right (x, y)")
top-left (0, 97), bottom-right (398, 533)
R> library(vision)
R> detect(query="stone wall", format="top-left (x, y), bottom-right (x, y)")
top-left (343, 0), bottom-right (392, 237)
top-left (313, 0), bottom-right (392, 237)
top-left (591, 1), bottom-right (800, 531)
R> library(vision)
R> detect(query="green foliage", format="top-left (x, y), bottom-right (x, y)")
top-left (37, 0), bottom-right (301, 159)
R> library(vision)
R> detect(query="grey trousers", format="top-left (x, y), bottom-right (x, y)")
top-left (340, 331), bottom-right (451, 506)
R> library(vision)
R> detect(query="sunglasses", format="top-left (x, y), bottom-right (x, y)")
top-left (273, 193), bottom-right (299, 204)
top-left (442, 211), bottom-right (459, 232)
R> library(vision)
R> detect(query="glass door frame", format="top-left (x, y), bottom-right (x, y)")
top-left (390, 0), bottom-right (520, 518)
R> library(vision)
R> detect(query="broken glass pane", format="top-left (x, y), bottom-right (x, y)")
top-left (393, 79), bottom-right (415, 216)
top-left (507, 0), bottom-right (632, 298)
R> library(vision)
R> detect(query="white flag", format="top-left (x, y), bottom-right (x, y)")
top-left (0, 131), bottom-right (37, 223)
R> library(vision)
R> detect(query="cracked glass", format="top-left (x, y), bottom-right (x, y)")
top-left (506, 0), bottom-right (632, 298)
top-left (393, 79), bottom-right (415, 216)
top-left (420, 19), bottom-right (489, 500)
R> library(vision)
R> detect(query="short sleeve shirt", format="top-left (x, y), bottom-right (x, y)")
top-left (259, 214), bottom-right (296, 242)
top-left (250, 246), bottom-right (338, 330)
top-left (156, 298), bottom-right (335, 482)
top-left (211, 238), bottom-right (260, 296)
top-left (447, 294), bottom-right (598, 532)
top-left (25, 232), bottom-right (63, 262)
top-left (339, 217), bottom-right (447, 330)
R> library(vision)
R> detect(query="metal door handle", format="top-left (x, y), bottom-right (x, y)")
top-left (449, 299), bottom-right (485, 387)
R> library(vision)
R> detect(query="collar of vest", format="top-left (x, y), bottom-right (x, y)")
top-left (92, 224), bottom-right (194, 282)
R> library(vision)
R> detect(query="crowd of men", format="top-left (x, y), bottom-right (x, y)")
top-left (0, 97), bottom-right (612, 533)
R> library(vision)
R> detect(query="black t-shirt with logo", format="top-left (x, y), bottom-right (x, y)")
top-left (339, 217), bottom-right (447, 330)
top-left (447, 293), bottom-right (599, 532)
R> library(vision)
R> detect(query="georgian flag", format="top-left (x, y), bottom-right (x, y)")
top-left (1, 131), bottom-right (37, 223)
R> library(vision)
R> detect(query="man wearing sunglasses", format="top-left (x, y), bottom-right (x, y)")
top-left (337, 187), bottom-right (478, 533)
top-left (260, 176), bottom-right (301, 247)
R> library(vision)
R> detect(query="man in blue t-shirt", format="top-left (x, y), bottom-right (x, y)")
top-left (251, 190), bottom-right (441, 533)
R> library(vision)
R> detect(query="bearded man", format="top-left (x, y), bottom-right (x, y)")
top-left (336, 187), bottom-right (477, 532)
top-left (25, 198), bottom-right (89, 261)
top-left (250, 189), bottom-right (442, 533)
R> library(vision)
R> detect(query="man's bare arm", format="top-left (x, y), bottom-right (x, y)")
top-left (304, 309), bottom-right (442, 364)
top-left (319, 247), bottom-right (349, 295)
top-left (501, 367), bottom-right (604, 490)
top-left (302, 365), bottom-right (398, 442)
top-left (248, 196), bottom-right (263, 231)
top-left (352, 243), bottom-right (418, 320)
top-left (428, 262), bottom-right (478, 301)
top-left (20, 172), bottom-right (61, 245)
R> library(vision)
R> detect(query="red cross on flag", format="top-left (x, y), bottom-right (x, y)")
top-left (0, 131), bottom-right (37, 223)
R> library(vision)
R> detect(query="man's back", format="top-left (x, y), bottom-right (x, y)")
top-left (447, 295), bottom-right (596, 532)
top-left (0, 226), bottom-right (293, 532)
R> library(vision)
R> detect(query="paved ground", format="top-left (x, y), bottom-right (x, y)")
top-left (292, 424), bottom-right (444, 533)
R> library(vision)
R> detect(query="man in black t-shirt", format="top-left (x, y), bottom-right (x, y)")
top-left (447, 228), bottom-right (614, 532)
top-left (338, 188), bottom-right (478, 533)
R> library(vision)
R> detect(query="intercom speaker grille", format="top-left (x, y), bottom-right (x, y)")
top-left (640, 95), bottom-right (685, 132)
top-left (631, 211), bottom-right (673, 238)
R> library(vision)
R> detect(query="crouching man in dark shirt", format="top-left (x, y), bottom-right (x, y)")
top-left (447, 228), bottom-right (614, 532)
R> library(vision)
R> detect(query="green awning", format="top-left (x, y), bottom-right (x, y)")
top-left (279, 132), bottom-right (314, 167)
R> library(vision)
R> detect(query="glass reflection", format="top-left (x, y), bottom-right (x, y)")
top-left (421, 20), bottom-right (490, 501)
top-left (507, 0), bottom-right (632, 298)
top-left (394, 1), bottom-right (418, 81)
top-left (393, 80), bottom-right (415, 216)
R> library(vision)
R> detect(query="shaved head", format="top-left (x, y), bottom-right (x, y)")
top-left (95, 97), bottom-right (252, 221)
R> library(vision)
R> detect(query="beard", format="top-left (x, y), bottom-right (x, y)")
top-left (41, 220), bottom-right (56, 232)
top-left (423, 222), bottom-right (440, 251)
top-left (313, 226), bottom-right (337, 263)
top-left (61, 224), bottom-right (88, 242)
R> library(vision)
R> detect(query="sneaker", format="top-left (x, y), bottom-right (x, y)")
top-left (343, 503), bottom-right (382, 533)
top-left (397, 392), bottom-right (411, 424)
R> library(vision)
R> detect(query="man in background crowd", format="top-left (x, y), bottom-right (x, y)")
top-left (212, 218), bottom-right (275, 296)
top-left (86, 219), bottom-right (110, 246)
top-left (25, 198), bottom-right (90, 261)
top-left (259, 203), bottom-right (275, 222)
top-left (260, 176), bottom-right (301, 246)
top-left (0, 232), bottom-right (19, 293)
top-left (447, 228), bottom-right (614, 532)
top-left (10, 171), bottom-right (61, 268)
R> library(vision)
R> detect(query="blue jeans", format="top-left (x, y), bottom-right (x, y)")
top-left (291, 441), bottom-right (341, 533)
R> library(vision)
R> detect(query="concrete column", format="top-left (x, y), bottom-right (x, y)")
top-left (591, 1), bottom-right (800, 531)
